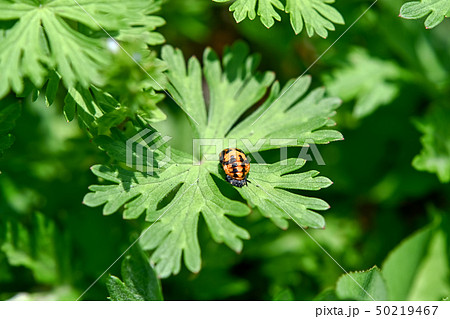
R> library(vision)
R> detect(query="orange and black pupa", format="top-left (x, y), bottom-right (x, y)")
top-left (219, 148), bottom-right (250, 188)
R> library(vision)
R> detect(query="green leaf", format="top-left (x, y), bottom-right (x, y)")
top-left (225, 78), bottom-right (343, 150)
top-left (400, 0), bottom-right (450, 29)
top-left (64, 83), bottom-right (165, 135)
top-left (215, 0), bottom-right (258, 22)
top-left (114, 0), bottom-right (166, 46)
top-left (336, 266), bottom-right (388, 301)
top-left (62, 43), bottom-right (167, 131)
top-left (0, 97), bottom-right (21, 158)
top-left (382, 224), bottom-right (434, 300)
top-left (64, 86), bottom-right (115, 133)
top-left (238, 159), bottom-right (332, 229)
top-left (163, 42), bottom-right (342, 148)
top-left (107, 276), bottom-right (143, 301)
top-left (107, 247), bottom-right (163, 301)
top-left (327, 216), bottom-right (450, 301)
top-left (84, 42), bottom-right (342, 277)
top-left (413, 107), bottom-right (450, 183)
top-left (43, 71), bottom-right (61, 107)
top-left (324, 48), bottom-right (404, 118)
top-left (100, 44), bottom-right (168, 125)
top-left (259, 0), bottom-right (285, 28)
top-left (1, 213), bottom-right (60, 284)
top-left (0, 0), bottom-right (165, 98)
top-left (85, 153), bottom-right (251, 278)
top-left (285, 0), bottom-right (345, 37)
top-left (213, 0), bottom-right (344, 37)
top-left (408, 230), bottom-right (450, 300)
top-left (221, 0), bottom-right (285, 28)
top-left (121, 249), bottom-right (163, 301)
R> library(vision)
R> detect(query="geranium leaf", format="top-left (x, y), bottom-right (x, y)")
top-left (84, 42), bottom-right (342, 277)
top-left (400, 0), bottom-right (450, 29)
top-left (0, 0), bottom-right (165, 98)
top-left (324, 48), bottom-right (405, 118)
top-left (214, 0), bottom-right (344, 38)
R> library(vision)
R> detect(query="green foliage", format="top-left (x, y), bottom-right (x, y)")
top-left (101, 44), bottom-right (168, 124)
top-left (1, 213), bottom-right (64, 284)
top-left (213, 0), bottom-right (344, 37)
top-left (64, 86), bottom-right (123, 134)
top-left (1, 0), bottom-right (450, 302)
top-left (324, 49), bottom-right (405, 118)
top-left (330, 217), bottom-right (450, 301)
top-left (85, 154), bottom-right (251, 278)
top-left (83, 42), bottom-right (341, 277)
top-left (413, 107), bottom-right (450, 183)
top-left (407, 230), bottom-right (450, 300)
top-left (164, 42), bottom-right (342, 148)
top-left (0, 97), bottom-right (21, 158)
top-left (382, 224), bottom-right (434, 300)
top-left (60, 44), bottom-right (168, 132)
top-left (107, 247), bottom-right (163, 301)
top-left (400, 0), bottom-right (450, 29)
top-left (0, 0), bottom-right (165, 98)
top-left (214, 0), bottom-right (284, 27)
top-left (38, 71), bottom-right (61, 107)
top-left (63, 83), bottom-right (166, 138)
top-left (238, 159), bottom-right (332, 229)
top-left (285, 0), bottom-right (344, 37)
top-left (382, 218), bottom-right (450, 301)
top-left (336, 266), bottom-right (388, 301)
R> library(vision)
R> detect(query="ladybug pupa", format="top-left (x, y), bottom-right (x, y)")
top-left (219, 148), bottom-right (250, 188)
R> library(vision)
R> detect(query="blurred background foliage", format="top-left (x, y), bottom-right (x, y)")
top-left (1, 0), bottom-right (450, 300)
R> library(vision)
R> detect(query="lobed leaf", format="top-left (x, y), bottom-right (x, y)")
top-left (285, 0), bottom-right (344, 38)
top-left (229, 159), bottom-right (332, 229)
top-left (227, 76), bottom-right (343, 150)
top-left (63, 46), bottom-right (168, 132)
top-left (214, 0), bottom-right (344, 38)
top-left (400, 0), bottom-right (450, 29)
top-left (324, 48), bottom-right (405, 118)
top-left (0, 0), bottom-right (165, 98)
top-left (85, 159), bottom-right (251, 277)
top-left (163, 42), bottom-right (342, 153)
top-left (63, 83), bottom-right (166, 136)
top-left (259, 0), bottom-right (285, 28)
top-left (85, 43), bottom-right (342, 277)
